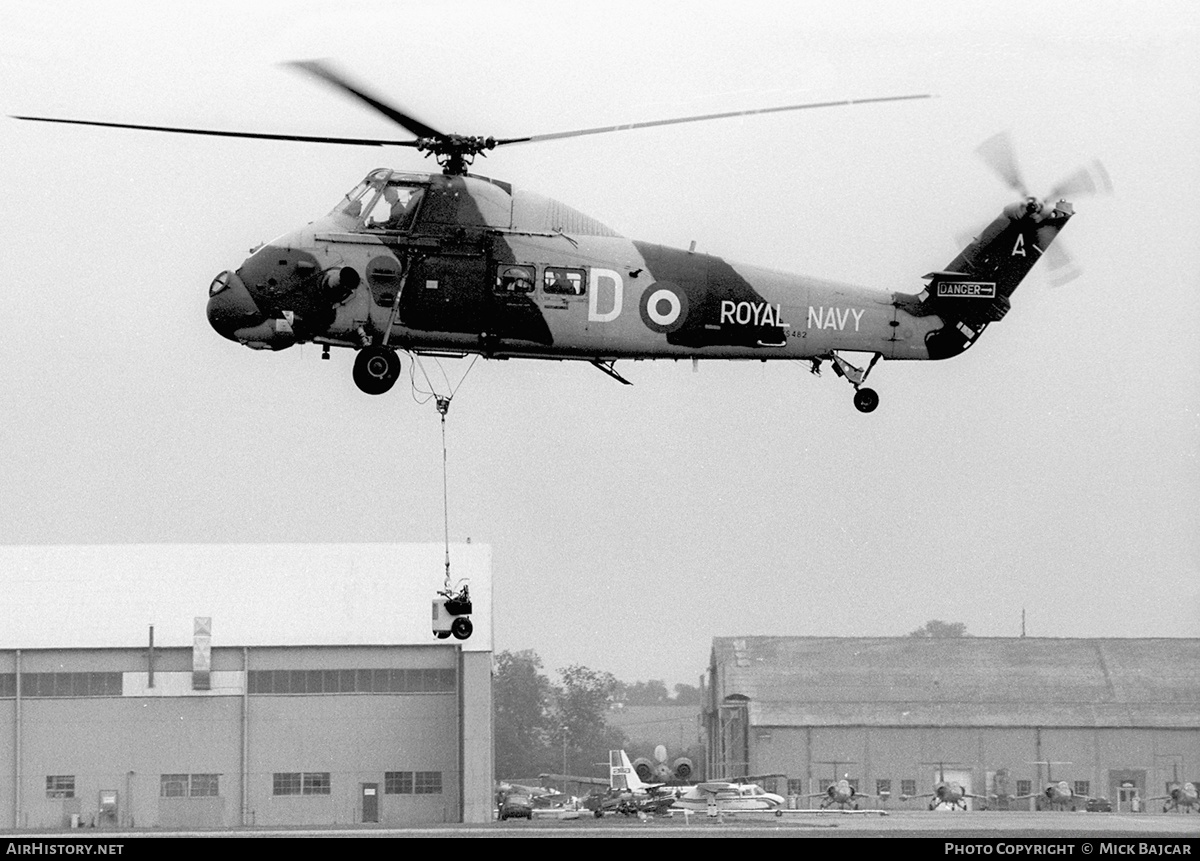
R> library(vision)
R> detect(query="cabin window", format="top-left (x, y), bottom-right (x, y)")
top-left (362, 183), bottom-right (424, 231)
top-left (543, 266), bottom-right (586, 296)
top-left (495, 264), bottom-right (535, 294)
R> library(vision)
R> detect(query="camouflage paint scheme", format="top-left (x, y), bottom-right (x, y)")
top-left (207, 168), bottom-right (1073, 383)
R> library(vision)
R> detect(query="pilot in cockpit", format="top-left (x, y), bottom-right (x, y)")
top-left (367, 185), bottom-right (420, 231)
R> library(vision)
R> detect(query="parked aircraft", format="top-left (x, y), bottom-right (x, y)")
top-left (544, 750), bottom-right (681, 817)
top-left (1148, 782), bottom-right (1199, 814)
top-left (808, 762), bottom-right (873, 810)
top-left (671, 780), bottom-right (786, 814)
top-left (902, 764), bottom-right (990, 811)
top-left (496, 781), bottom-right (566, 804)
top-left (631, 744), bottom-right (695, 783)
top-left (1014, 763), bottom-right (1094, 811)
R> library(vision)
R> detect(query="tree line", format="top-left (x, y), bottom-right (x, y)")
top-left (493, 650), bottom-right (699, 780)
top-left (497, 622), bottom-right (968, 780)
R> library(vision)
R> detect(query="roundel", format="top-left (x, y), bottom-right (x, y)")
top-left (639, 281), bottom-right (690, 334)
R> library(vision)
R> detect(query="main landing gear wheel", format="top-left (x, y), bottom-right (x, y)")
top-left (853, 387), bottom-right (879, 413)
top-left (352, 346), bottom-right (401, 395)
top-left (451, 617), bottom-right (473, 640)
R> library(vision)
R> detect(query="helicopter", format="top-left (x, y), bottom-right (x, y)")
top-left (14, 61), bottom-right (1108, 413)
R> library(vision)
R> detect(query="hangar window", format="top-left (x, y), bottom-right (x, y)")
top-left (273, 772), bottom-right (331, 796)
top-left (19, 672), bottom-right (122, 697)
top-left (1074, 781), bottom-right (1090, 797)
top-left (161, 774), bottom-right (220, 799)
top-left (303, 773), bottom-right (331, 795)
top-left (787, 779), bottom-right (803, 796)
top-left (273, 773), bottom-right (302, 796)
top-left (46, 776), bottom-right (75, 799)
top-left (247, 667), bottom-right (455, 695)
top-left (190, 774), bottom-right (220, 797)
top-left (876, 779), bottom-right (891, 797)
top-left (1016, 780), bottom-right (1032, 797)
top-left (385, 771), bottom-right (414, 794)
top-left (900, 779), bottom-right (916, 798)
top-left (415, 772), bottom-right (443, 795)
top-left (160, 775), bottom-right (189, 798)
top-left (0, 674), bottom-right (13, 697)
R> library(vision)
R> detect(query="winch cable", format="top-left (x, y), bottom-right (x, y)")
top-left (408, 352), bottom-right (479, 407)
top-left (438, 396), bottom-right (451, 591)
top-left (406, 352), bottom-right (479, 590)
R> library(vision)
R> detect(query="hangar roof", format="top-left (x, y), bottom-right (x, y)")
top-left (709, 636), bottom-right (1200, 729)
top-left (0, 543), bottom-right (492, 652)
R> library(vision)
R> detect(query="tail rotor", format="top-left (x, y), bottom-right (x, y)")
top-left (974, 131), bottom-right (1112, 286)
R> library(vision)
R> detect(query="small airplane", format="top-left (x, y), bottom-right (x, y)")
top-left (1017, 780), bottom-right (1091, 811)
top-left (630, 744), bottom-right (695, 784)
top-left (902, 763), bottom-right (990, 811)
top-left (808, 762), bottom-right (874, 810)
top-left (671, 780), bottom-right (786, 815)
top-left (811, 777), bottom-right (874, 810)
top-left (496, 781), bottom-right (565, 804)
top-left (13, 61), bottom-right (1109, 413)
top-left (545, 750), bottom-right (681, 818)
top-left (1147, 768), bottom-right (1199, 814)
top-left (1015, 763), bottom-right (1093, 811)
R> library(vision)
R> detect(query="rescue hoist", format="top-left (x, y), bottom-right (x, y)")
top-left (417, 357), bottom-right (476, 641)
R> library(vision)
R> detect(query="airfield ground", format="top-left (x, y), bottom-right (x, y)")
top-left (5, 811), bottom-right (1197, 839)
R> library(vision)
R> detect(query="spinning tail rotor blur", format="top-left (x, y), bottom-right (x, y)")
top-left (973, 131), bottom-right (1112, 286)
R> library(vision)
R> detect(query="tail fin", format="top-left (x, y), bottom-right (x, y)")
top-left (921, 198), bottom-right (1073, 359)
top-left (609, 750), bottom-right (649, 792)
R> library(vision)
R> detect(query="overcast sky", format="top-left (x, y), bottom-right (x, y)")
top-left (1, 0), bottom-right (1197, 691)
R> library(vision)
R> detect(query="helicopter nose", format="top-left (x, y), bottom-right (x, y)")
top-left (207, 270), bottom-right (263, 341)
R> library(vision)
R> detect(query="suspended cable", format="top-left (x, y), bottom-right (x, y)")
top-left (405, 351), bottom-right (479, 591)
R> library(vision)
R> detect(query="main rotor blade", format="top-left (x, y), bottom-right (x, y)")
top-left (492, 93), bottom-right (933, 147)
top-left (10, 115), bottom-right (420, 148)
top-left (287, 59), bottom-right (445, 140)
top-left (975, 131), bottom-right (1028, 198)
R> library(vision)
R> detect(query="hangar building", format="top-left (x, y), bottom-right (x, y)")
top-left (0, 544), bottom-right (493, 829)
top-left (702, 636), bottom-right (1200, 812)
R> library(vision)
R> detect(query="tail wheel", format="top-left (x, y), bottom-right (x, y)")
top-left (853, 387), bottom-right (879, 413)
top-left (353, 346), bottom-right (401, 395)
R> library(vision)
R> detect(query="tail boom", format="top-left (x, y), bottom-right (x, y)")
top-left (897, 198), bottom-right (1074, 360)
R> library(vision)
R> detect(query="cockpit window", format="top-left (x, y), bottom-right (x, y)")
top-left (361, 182), bottom-right (424, 232)
top-left (331, 180), bottom-right (373, 218)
